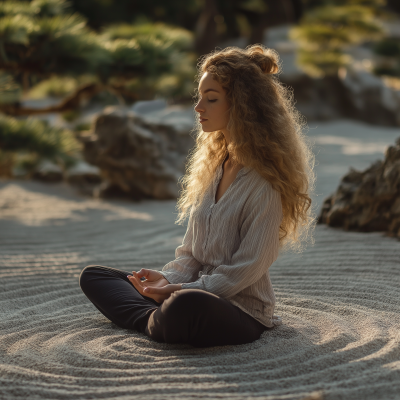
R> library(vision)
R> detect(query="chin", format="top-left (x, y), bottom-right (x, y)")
top-left (201, 125), bottom-right (221, 133)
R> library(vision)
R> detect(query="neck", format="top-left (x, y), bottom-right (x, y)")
top-left (224, 152), bottom-right (243, 170)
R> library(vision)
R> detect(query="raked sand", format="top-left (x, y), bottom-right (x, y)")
top-left (0, 119), bottom-right (400, 400)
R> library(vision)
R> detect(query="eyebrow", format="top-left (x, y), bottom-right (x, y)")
top-left (202, 89), bottom-right (219, 94)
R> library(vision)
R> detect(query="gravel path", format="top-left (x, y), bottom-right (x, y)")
top-left (1, 178), bottom-right (399, 400)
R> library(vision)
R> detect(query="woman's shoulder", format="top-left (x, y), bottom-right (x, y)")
top-left (241, 170), bottom-right (282, 221)
top-left (247, 168), bottom-right (280, 200)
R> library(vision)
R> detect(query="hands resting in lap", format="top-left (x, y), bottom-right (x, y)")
top-left (127, 269), bottom-right (182, 304)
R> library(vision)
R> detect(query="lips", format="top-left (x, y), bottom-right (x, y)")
top-left (199, 118), bottom-right (208, 122)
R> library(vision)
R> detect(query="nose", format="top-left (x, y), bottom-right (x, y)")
top-left (194, 99), bottom-right (204, 113)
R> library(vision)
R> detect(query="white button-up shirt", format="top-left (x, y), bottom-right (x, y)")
top-left (159, 160), bottom-right (283, 328)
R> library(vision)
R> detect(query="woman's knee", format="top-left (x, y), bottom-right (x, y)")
top-left (164, 290), bottom-right (213, 316)
top-left (149, 290), bottom-right (216, 343)
top-left (79, 265), bottom-right (103, 292)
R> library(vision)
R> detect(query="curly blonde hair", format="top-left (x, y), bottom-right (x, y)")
top-left (175, 44), bottom-right (315, 251)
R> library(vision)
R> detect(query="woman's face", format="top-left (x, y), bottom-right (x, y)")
top-left (195, 72), bottom-right (230, 136)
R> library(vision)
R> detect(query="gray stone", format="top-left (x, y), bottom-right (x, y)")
top-left (80, 106), bottom-right (195, 200)
top-left (318, 137), bottom-right (400, 238)
top-left (281, 70), bottom-right (400, 126)
top-left (130, 99), bottom-right (168, 115)
top-left (32, 160), bottom-right (63, 182)
top-left (65, 160), bottom-right (102, 195)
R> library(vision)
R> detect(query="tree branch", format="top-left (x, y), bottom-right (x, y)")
top-left (0, 83), bottom-right (103, 116)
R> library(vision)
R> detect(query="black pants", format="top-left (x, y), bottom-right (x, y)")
top-left (79, 265), bottom-right (267, 348)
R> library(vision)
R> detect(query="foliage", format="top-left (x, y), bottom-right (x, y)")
top-left (0, 114), bottom-right (79, 157)
top-left (61, 109), bottom-right (81, 122)
top-left (0, 72), bottom-right (20, 104)
top-left (290, 0), bottom-right (386, 77)
top-left (0, 0), bottom-right (195, 105)
top-left (28, 75), bottom-right (97, 98)
top-left (301, 0), bottom-right (387, 9)
top-left (372, 37), bottom-right (400, 78)
top-left (373, 37), bottom-right (400, 57)
top-left (69, 0), bottom-right (304, 55)
top-left (68, 0), bottom-right (201, 31)
top-left (74, 121), bottom-right (91, 131)
top-left (0, 114), bottom-right (80, 174)
top-left (373, 64), bottom-right (400, 77)
top-left (0, 0), bottom-right (195, 176)
top-left (103, 22), bottom-right (193, 52)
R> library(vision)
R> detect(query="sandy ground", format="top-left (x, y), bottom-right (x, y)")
top-left (0, 119), bottom-right (400, 400)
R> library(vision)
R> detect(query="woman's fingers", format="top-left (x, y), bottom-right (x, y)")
top-left (144, 285), bottom-right (176, 295)
top-left (132, 271), bottom-right (145, 284)
top-left (127, 273), bottom-right (175, 304)
top-left (127, 274), bottom-right (145, 294)
top-left (135, 269), bottom-right (148, 279)
top-left (143, 287), bottom-right (158, 294)
top-left (134, 268), bottom-right (163, 282)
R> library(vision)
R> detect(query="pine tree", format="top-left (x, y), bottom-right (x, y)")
top-left (0, 0), bottom-right (194, 115)
top-left (290, 0), bottom-right (386, 77)
top-left (0, 0), bottom-right (194, 176)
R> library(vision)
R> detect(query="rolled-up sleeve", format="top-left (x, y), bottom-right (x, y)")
top-left (159, 205), bottom-right (202, 284)
top-left (180, 185), bottom-right (282, 298)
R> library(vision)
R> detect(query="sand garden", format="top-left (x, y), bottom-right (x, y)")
top-left (0, 120), bottom-right (399, 400)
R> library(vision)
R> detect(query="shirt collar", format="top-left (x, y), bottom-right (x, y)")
top-left (212, 161), bottom-right (251, 202)
top-left (217, 160), bottom-right (251, 179)
top-left (237, 166), bottom-right (251, 177)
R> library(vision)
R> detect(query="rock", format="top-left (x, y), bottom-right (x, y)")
top-left (79, 106), bottom-right (195, 200)
top-left (65, 160), bottom-right (102, 196)
top-left (137, 105), bottom-right (195, 135)
top-left (92, 181), bottom-right (141, 200)
top-left (281, 74), bottom-right (343, 121)
top-left (66, 161), bottom-right (102, 186)
top-left (318, 137), bottom-right (400, 238)
top-left (131, 99), bottom-right (168, 115)
top-left (340, 67), bottom-right (400, 126)
top-left (261, 24), bottom-right (400, 126)
top-left (281, 70), bottom-right (400, 126)
top-left (32, 160), bottom-right (63, 182)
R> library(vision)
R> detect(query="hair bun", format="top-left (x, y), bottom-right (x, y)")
top-left (246, 45), bottom-right (280, 75)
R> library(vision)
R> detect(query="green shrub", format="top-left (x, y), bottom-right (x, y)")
top-left (0, 0), bottom-right (195, 113)
top-left (29, 75), bottom-right (98, 99)
top-left (373, 38), bottom-right (400, 57)
top-left (290, 2), bottom-right (384, 77)
top-left (62, 110), bottom-right (81, 122)
top-left (0, 114), bottom-right (81, 173)
top-left (0, 73), bottom-right (21, 104)
top-left (74, 121), bottom-right (91, 131)
top-left (373, 65), bottom-right (400, 76)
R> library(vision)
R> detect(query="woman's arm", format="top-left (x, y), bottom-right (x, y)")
top-left (180, 185), bottom-right (282, 298)
top-left (158, 205), bottom-right (203, 284)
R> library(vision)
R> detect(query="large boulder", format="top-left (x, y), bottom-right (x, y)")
top-left (339, 68), bottom-right (400, 127)
top-left (80, 106), bottom-right (195, 200)
top-left (318, 137), bottom-right (400, 238)
top-left (263, 24), bottom-right (400, 126)
top-left (281, 69), bottom-right (400, 126)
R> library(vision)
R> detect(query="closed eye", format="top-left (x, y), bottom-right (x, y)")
top-left (208, 99), bottom-right (217, 102)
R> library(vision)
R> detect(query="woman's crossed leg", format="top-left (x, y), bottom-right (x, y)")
top-left (79, 265), bottom-right (266, 348)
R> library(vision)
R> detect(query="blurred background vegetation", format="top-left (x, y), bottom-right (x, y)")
top-left (0, 0), bottom-right (399, 178)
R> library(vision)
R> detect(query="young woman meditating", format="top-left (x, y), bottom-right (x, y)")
top-left (79, 44), bottom-right (314, 348)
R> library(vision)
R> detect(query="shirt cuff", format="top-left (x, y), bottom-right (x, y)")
top-left (180, 280), bottom-right (205, 291)
top-left (158, 270), bottom-right (184, 285)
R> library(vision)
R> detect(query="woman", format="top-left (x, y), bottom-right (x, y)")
top-left (79, 44), bottom-right (315, 348)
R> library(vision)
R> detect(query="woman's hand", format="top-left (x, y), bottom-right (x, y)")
top-left (127, 268), bottom-right (182, 304)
